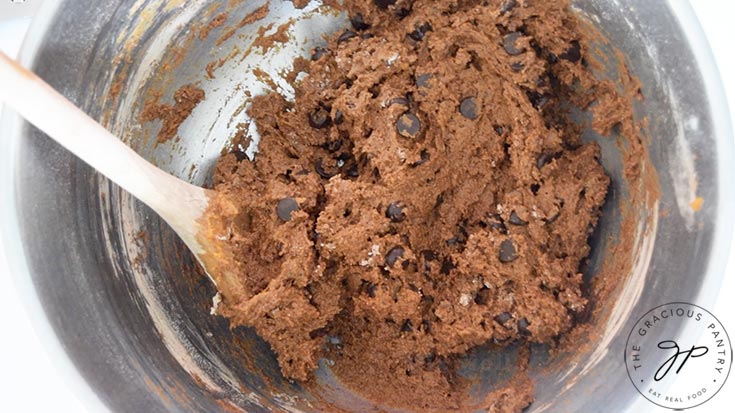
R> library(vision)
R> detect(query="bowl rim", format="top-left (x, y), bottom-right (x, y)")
top-left (666, 1), bottom-right (735, 311)
top-left (0, 1), bottom-right (109, 411)
top-left (0, 1), bottom-right (733, 412)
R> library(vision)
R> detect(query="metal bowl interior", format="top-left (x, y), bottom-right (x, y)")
top-left (1, 1), bottom-right (733, 412)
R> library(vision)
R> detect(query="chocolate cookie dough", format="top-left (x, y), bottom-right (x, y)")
top-left (206, 0), bottom-right (620, 410)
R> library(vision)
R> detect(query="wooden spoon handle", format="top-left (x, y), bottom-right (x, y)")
top-left (0, 52), bottom-right (211, 251)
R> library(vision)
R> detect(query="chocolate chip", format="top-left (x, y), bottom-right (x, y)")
top-left (322, 139), bottom-right (343, 152)
top-left (409, 149), bottom-right (430, 168)
top-left (396, 113), bottom-right (421, 138)
top-left (440, 258), bottom-right (456, 274)
top-left (499, 239), bottom-right (517, 263)
top-left (342, 77), bottom-right (354, 89)
top-left (446, 224), bottom-right (468, 246)
top-left (337, 30), bottom-right (357, 44)
top-left (309, 106), bottom-right (331, 129)
top-left (500, 0), bottom-right (517, 15)
top-left (525, 89), bottom-right (550, 109)
top-left (309, 327), bottom-right (328, 339)
top-left (311, 47), bottom-right (328, 61)
top-left (336, 152), bottom-right (352, 162)
top-left (361, 280), bottom-right (377, 297)
top-left (334, 110), bottom-right (344, 125)
top-left (475, 288), bottom-right (491, 305)
top-left (386, 247), bottom-right (405, 267)
top-left (422, 250), bottom-right (438, 272)
top-left (560, 40), bottom-right (581, 62)
top-left (402, 259), bottom-right (418, 273)
top-left (345, 164), bottom-right (360, 178)
top-left (408, 22), bottom-right (433, 41)
top-left (517, 317), bottom-right (531, 336)
top-left (486, 214), bottom-right (508, 234)
top-left (494, 125), bottom-right (504, 135)
top-left (510, 61), bottom-right (524, 72)
top-left (415, 73), bottom-right (432, 89)
top-left (388, 97), bottom-right (410, 107)
top-left (395, 7), bottom-right (411, 19)
top-left (276, 198), bottom-right (299, 222)
top-left (231, 149), bottom-right (248, 162)
top-left (278, 169), bottom-right (295, 183)
top-left (315, 158), bottom-right (337, 179)
top-left (459, 97), bottom-right (479, 120)
top-left (374, 0), bottom-right (396, 9)
top-left (351, 13), bottom-right (371, 31)
top-left (536, 152), bottom-right (554, 169)
top-left (494, 312), bottom-right (512, 325)
top-left (503, 32), bottom-right (525, 56)
top-left (508, 211), bottom-right (528, 226)
top-left (400, 319), bottom-right (413, 332)
top-left (386, 202), bottom-right (406, 222)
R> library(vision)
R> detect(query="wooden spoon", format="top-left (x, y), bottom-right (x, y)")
top-left (0, 51), bottom-right (237, 291)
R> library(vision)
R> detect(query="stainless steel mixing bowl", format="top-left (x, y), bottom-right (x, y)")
top-left (1, 1), bottom-right (733, 412)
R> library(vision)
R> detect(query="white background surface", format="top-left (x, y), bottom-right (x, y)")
top-left (1, 1), bottom-right (734, 412)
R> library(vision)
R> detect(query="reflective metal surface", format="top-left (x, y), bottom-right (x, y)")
top-left (1, 1), bottom-right (733, 412)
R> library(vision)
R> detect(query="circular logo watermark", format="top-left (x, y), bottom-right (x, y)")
top-left (625, 302), bottom-right (732, 409)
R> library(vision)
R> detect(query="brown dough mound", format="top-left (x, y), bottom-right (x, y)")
top-left (210, 0), bottom-right (612, 410)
